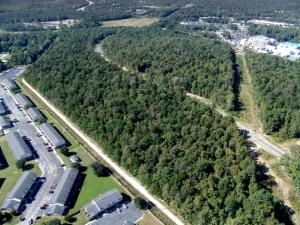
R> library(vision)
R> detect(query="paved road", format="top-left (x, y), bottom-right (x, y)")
top-left (0, 76), bottom-right (65, 224)
top-left (22, 78), bottom-right (186, 225)
top-left (186, 93), bottom-right (286, 157)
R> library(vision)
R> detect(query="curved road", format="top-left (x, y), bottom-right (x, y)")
top-left (22, 78), bottom-right (185, 225)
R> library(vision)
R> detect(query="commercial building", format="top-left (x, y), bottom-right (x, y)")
top-left (82, 189), bottom-right (123, 220)
top-left (2, 78), bottom-right (18, 90)
top-left (15, 93), bottom-right (33, 109)
top-left (1, 171), bottom-right (37, 212)
top-left (45, 168), bottom-right (79, 216)
top-left (0, 116), bottom-right (12, 130)
top-left (7, 132), bottom-right (32, 161)
top-left (40, 123), bottom-right (66, 148)
top-left (27, 107), bottom-right (45, 123)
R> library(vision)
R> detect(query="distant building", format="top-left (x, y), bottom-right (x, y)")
top-left (15, 93), bottom-right (33, 109)
top-left (1, 171), bottom-right (37, 213)
top-left (6, 132), bottom-right (32, 161)
top-left (39, 123), bottom-right (66, 148)
top-left (45, 168), bottom-right (79, 215)
top-left (27, 107), bottom-right (45, 123)
top-left (2, 78), bottom-right (18, 90)
top-left (0, 116), bottom-right (11, 130)
top-left (82, 189), bottom-right (123, 220)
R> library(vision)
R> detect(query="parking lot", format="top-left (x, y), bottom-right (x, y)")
top-left (0, 80), bottom-right (66, 223)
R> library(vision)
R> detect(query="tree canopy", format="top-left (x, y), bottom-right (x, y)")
top-left (246, 52), bottom-right (300, 139)
top-left (23, 28), bottom-right (287, 224)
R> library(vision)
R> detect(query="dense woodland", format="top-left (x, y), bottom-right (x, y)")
top-left (248, 24), bottom-right (300, 42)
top-left (24, 28), bottom-right (289, 224)
top-left (0, 0), bottom-right (300, 31)
top-left (0, 32), bottom-right (56, 65)
top-left (102, 28), bottom-right (238, 110)
top-left (245, 52), bottom-right (300, 139)
top-left (282, 146), bottom-right (300, 196)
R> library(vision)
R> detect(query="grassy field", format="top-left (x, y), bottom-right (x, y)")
top-left (102, 17), bottom-right (160, 27)
top-left (0, 137), bottom-right (23, 206)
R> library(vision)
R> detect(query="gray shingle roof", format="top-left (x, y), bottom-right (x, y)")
top-left (45, 204), bottom-right (66, 216)
top-left (2, 78), bottom-right (17, 90)
top-left (0, 116), bottom-right (11, 129)
top-left (7, 132), bottom-right (32, 160)
top-left (1, 171), bottom-right (37, 212)
top-left (40, 123), bottom-right (66, 148)
top-left (83, 189), bottom-right (123, 220)
top-left (15, 93), bottom-right (33, 108)
top-left (27, 107), bottom-right (45, 122)
top-left (46, 168), bottom-right (79, 215)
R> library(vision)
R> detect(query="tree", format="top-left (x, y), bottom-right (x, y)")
top-left (134, 197), bottom-right (148, 210)
top-left (15, 159), bottom-right (25, 170)
top-left (64, 214), bottom-right (72, 222)
top-left (60, 147), bottom-right (70, 156)
top-left (91, 162), bottom-right (109, 177)
top-left (71, 162), bottom-right (81, 170)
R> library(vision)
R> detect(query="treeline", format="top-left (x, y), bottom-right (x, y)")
top-left (102, 28), bottom-right (237, 110)
top-left (24, 28), bottom-right (288, 224)
top-left (245, 52), bottom-right (300, 139)
top-left (0, 32), bottom-right (56, 65)
top-left (1, 0), bottom-right (300, 32)
top-left (248, 24), bottom-right (300, 42)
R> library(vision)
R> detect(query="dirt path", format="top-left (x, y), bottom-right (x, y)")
top-left (237, 52), bottom-right (263, 131)
top-left (94, 43), bottom-right (129, 72)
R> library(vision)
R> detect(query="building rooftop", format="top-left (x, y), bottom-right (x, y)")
top-left (2, 78), bottom-right (17, 90)
top-left (27, 107), bottom-right (45, 122)
top-left (46, 168), bottom-right (79, 215)
top-left (7, 132), bottom-right (32, 160)
top-left (83, 189), bottom-right (123, 220)
top-left (40, 123), bottom-right (66, 148)
top-left (1, 171), bottom-right (37, 212)
top-left (88, 202), bottom-right (143, 225)
top-left (15, 93), bottom-right (33, 108)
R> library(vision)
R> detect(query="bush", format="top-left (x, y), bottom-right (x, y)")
top-left (15, 159), bottom-right (25, 170)
top-left (91, 162), bottom-right (109, 177)
top-left (134, 197), bottom-right (148, 210)
top-left (71, 162), bottom-right (81, 169)
top-left (64, 214), bottom-right (72, 222)
top-left (60, 147), bottom-right (70, 156)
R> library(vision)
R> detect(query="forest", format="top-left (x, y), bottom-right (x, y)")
top-left (101, 28), bottom-right (238, 110)
top-left (245, 52), bottom-right (300, 139)
top-left (23, 28), bottom-right (289, 224)
top-left (0, 32), bottom-right (56, 65)
top-left (248, 24), bottom-right (300, 42)
top-left (0, 0), bottom-right (300, 31)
